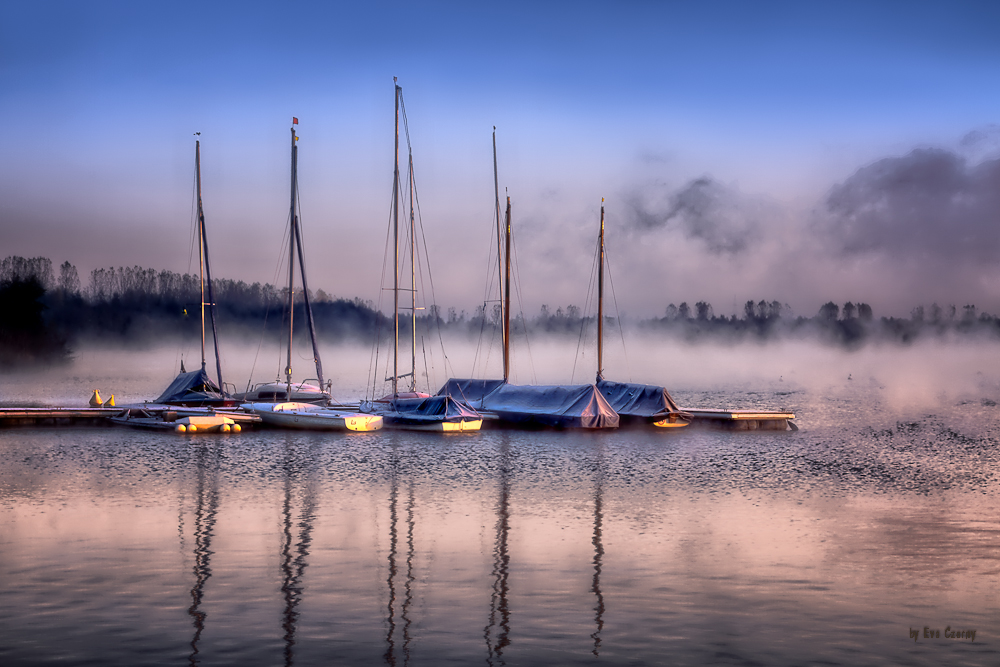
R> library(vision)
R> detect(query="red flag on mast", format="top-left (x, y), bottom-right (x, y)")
top-left (292, 117), bottom-right (299, 125)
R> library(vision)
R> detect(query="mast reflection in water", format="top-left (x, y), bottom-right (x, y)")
top-left (591, 442), bottom-right (605, 656)
top-left (2, 383), bottom-right (997, 666)
top-left (186, 443), bottom-right (220, 666)
top-left (280, 438), bottom-right (318, 667)
top-left (484, 434), bottom-right (512, 665)
top-left (383, 440), bottom-right (399, 666)
top-left (402, 481), bottom-right (416, 665)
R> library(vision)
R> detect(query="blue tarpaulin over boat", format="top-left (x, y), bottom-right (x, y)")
top-left (596, 379), bottom-right (688, 422)
top-left (368, 394), bottom-right (481, 425)
top-left (436, 379), bottom-right (507, 407)
top-left (438, 379), bottom-right (619, 429)
top-left (154, 368), bottom-right (227, 405)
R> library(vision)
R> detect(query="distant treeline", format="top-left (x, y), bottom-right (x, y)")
top-left (3, 255), bottom-right (1000, 367)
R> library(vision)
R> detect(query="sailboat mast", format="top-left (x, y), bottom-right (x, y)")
top-left (503, 196), bottom-right (512, 382)
top-left (393, 79), bottom-right (401, 397)
top-left (409, 153), bottom-right (416, 393)
top-left (195, 138), bottom-right (224, 390)
top-left (286, 125), bottom-right (298, 398)
top-left (196, 140), bottom-right (206, 372)
top-left (597, 200), bottom-right (605, 382)
top-left (492, 129), bottom-right (505, 358)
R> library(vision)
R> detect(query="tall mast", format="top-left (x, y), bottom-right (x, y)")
top-left (492, 128), bottom-right (505, 358)
top-left (503, 196), bottom-right (511, 382)
top-left (286, 125), bottom-right (297, 399)
top-left (409, 152), bottom-right (416, 393)
top-left (392, 79), bottom-right (401, 397)
top-left (197, 140), bottom-right (206, 372)
top-left (281, 120), bottom-right (325, 397)
top-left (195, 137), bottom-right (224, 390)
top-left (597, 200), bottom-right (605, 383)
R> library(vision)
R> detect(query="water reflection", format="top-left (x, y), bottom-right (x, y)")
top-left (280, 438), bottom-right (318, 667)
top-left (485, 434), bottom-right (512, 665)
top-left (591, 442), bottom-right (605, 656)
top-left (402, 481), bottom-right (415, 665)
top-left (384, 440), bottom-right (400, 666)
top-left (0, 388), bottom-right (997, 666)
top-left (187, 443), bottom-right (220, 666)
top-left (383, 439), bottom-right (418, 667)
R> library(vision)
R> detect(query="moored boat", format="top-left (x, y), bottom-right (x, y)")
top-left (436, 136), bottom-right (618, 430)
top-left (438, 378), bottom-right (618, 429)
top-left (363, 393), bottom-right (482, 432)
top-left (238, 118), bottom-right (334, 415)
top-left (363, 80), bottom-right (482, 432)
top-left (245, 402), bottom-right (382, 431)
top-left (156, 137), bottom-right (237, 408)
top-left (110, 406), bottom-right (259, 433)
top-left (590, 200), bottom-right (690, 428)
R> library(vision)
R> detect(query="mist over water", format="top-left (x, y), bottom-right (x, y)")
top-left (3, 333), bottom-right (993, 412)
top-left (1, 339), bottom-right (998, 665)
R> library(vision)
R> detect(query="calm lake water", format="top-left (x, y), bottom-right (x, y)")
top-left (1, 352), bottom-right (998, 665)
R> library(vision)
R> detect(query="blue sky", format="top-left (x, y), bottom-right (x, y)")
top-left (3, 1), bottom-right (1000, 316)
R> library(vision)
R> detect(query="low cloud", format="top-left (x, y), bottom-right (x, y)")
top-left (622, 177), bottom-right (774, 255)
top-left (820, 148), bottom-right (1000, 264)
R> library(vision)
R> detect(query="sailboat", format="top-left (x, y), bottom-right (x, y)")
top-left (241, 119), bottom-right (382, 432)
top-left (362, 80), bottom-right (482, 432)
top-left (590, 200), bottom-right (690, 428)
top-left (437, 132), bottom-right (619, 429)
top-left (153, 137), bottom-right (235, 409)
top-left (110, 137), bottom-right (263, 432)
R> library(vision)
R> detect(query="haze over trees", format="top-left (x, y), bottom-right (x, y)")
top-left (3, 255), bottom-right (1000, 367)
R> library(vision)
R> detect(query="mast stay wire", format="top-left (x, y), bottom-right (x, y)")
top-left (400, 90), bottom-right (465, 385)
top-left (604, 240), bottom-right (631, 382)
top-left (246, 197), bottom-right (292, 390)
top-left (367, 184), bottom-right (397, 400)
top-left (472, 199), bottom-right (503, 379)
top-left (292, 174), bottom-right (315, 363)
top-left (176, 160), bottom-right (201, 375)
top-left (470, 133), bottom-right (505, 379)
top-left (572, 233), bottom-right (601, 383)
top-left (408, 151), bottom-right (457, 383)
top-left (508, 208), bottom-right (536, 385)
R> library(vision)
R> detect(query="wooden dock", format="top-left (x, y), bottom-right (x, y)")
top-left (683, 408), bottom-right (797, 431)
top-left (0, 407), bottom-right (120, 427)
top-left (0, 406), bottom-right (261, 428)
top-left (0, 405), bottom-right (794, 431)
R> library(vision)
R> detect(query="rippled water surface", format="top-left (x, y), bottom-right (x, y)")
top-left (1, 359), bottom-right (999, 665)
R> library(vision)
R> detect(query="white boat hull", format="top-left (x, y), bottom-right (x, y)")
top-left (381, 417), bottom-right (483, 432)
top-left (243, 402), bottom-right (382, 431)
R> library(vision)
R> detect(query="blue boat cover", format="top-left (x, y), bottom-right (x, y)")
top-left (436, 378), bottom-right (507, 407)
top-left (596, 379), bottom-right (686, 419)
top-left (154, 368), bottom-right (227, 405)
top-left (371, 394), bottom-right (481, 424)
top-left (438, 379), bottom-right (619, 429)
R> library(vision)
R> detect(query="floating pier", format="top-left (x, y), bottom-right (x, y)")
top-left (683, 408), bottom-right (797, 431)
top-left (0, 406), bottom-right (261, 429)
top-left (0, 405), bottom-right (794, 431)
top-left (0, 407), bottom-right (120, 427)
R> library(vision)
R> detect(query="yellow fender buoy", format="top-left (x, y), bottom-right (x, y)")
top-left (188, 425), bottom-right (197, 433)
top-left (89, 390), bottom-right (103, 407)
top-left (231, 424), bottom-right (241, 433)
top-left (221, 424), bottom-right (230, 433)
top-left (103, 395), bottom-right (115, 407)
top-left (176, 424), bottom-right (187, 433)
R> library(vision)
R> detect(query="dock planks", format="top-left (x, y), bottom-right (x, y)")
top-left (684, 408), bottom-right (797, 430)
top-left (0, 407), bottom-right (120, 427)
